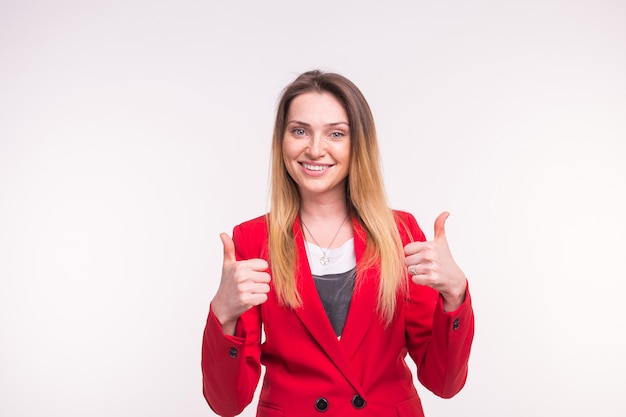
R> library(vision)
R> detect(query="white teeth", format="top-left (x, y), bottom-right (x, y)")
top-left (302, 163), bottom-right (327, 171)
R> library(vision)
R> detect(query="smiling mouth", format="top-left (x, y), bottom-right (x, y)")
top-left (300, 162), bottom-right (330, 172)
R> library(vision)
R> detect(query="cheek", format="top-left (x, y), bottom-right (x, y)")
top-left (281, 143), bottom-right (299, 175)
top-left (282, 137), bottom-right (296, 157)
top-left (339, 142), bottom-right (352, 165)
top-left (282, 139), bottom-right (305, 164)
top-left (282, 144), bottom-right (292, 158)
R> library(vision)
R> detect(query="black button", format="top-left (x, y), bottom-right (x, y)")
top-left (453, 318), bottom-right (460, 330)
top-left (352, 394), bottom-right (366, 409)
top-left (228, 347), bottom-right (238, 358)
top-left (315, 397), bottom-right (329, 412)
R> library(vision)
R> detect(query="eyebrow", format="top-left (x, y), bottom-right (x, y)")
top-left (286, 120), bottom-right (350, 127)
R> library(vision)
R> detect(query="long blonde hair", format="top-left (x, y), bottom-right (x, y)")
top-left (268, 70), bottom-right (406, 326)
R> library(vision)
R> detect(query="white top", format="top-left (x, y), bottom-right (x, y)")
top-left (304, 238), bottom-right (356, 275)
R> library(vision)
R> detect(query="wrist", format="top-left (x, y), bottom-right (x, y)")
top-left (210, 298), bottom-right (238, 333)
top-left (442, 293), bottom-right (464, 312)
top-left (441, 280), bottom-right (467, 312)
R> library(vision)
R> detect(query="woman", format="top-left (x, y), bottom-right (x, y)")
top-left (202, 70), bottom-right (474, 417)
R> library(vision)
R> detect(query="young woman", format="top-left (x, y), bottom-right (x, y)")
top-left (202, 70), bottom-right (474, 417)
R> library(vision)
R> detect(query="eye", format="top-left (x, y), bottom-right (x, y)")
top-left (292, 128), bottom-right (306, 136)
top-left (330, 131), bottom-right (344, 139)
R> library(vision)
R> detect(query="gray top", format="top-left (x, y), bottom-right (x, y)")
top-left (305, 239), bottom-right (357, 337)
top-left (313, 268), bottom-right (356, 337)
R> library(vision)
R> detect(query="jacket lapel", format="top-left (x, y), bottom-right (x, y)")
top-left (291, 217), bottom-right (364, 393)
top-left (339, 217), bottom-right (379, 360)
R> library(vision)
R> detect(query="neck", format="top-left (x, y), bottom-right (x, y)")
top-left (298, 183), bottom-right (349, 219)
top-left (299, 201), bottom-right (352, 251)
top-left (299, 196), bottom-right (349, 223)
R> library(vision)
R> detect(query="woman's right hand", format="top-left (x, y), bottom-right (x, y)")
top-left (210, 233), bottom-right (271, 335)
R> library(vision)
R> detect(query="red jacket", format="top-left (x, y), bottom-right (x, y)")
top-left (202, 211), bottom-right (474, 417)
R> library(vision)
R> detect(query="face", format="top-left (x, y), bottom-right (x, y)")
top-left (282, 91), bottom-right (351, 201)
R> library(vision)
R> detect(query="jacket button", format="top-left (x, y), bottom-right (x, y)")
top-left (352, 394), bottom-right (366, 409)
top-left (453, 318), bottom-right (460, 330)
top-left (228, 347), bottom-right (238, 358)
top-left (315, 397), bottom-right (329, 412)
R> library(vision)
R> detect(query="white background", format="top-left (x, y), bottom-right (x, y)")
top-left (1, 1), bottom-right (625, 416)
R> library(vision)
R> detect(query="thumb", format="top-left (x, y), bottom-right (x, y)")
top-left (220, 233), bottom-right (236, 265)
top-left (434, 211), bottom-right (450, 240)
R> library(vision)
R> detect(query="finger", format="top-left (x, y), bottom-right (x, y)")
top-left (237, 279), bottom-right (271, 294)
top-left (220, 233), bottom-right (236, 265)
top-left (236, 259), bottom-right (270, 275)
top-left (244, 293), bottom-right (269, 307)
top-left (411, 274), bottom-right (435, 289)
top-left (434, 211), bottom-right (450, 240)
top-left (245, 270), bottom-right (271, 284)
top-left (251, 282), bottom-right (271, 295)
top-left (408, 259), bottom-right (433, 274)
top-left (404, 240), bottom-right (428, 256)
top-left (238, 284), bottom-right (271, 307)
top-left (404, 252), bottom-right (430, 267)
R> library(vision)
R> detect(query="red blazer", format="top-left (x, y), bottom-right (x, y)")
top-left (202, 211), bottom-right (474, 417)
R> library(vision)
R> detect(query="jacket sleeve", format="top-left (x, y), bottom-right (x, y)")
top-left (401, 212), bottom-right (475, 399)
top-left (201, 224), bottom-right (263, 416)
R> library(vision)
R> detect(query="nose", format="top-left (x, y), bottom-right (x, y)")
top-left (307, 134), bottom-right (326, 158)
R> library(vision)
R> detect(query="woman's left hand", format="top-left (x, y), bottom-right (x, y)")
top-left (404, 212), bottom-right (467, 312)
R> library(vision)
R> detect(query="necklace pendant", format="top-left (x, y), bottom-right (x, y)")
top-left (320, 255), bottom-right (330, 265)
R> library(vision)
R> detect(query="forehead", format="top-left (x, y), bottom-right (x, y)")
top-left (286, 91), bottom-right (348, 123)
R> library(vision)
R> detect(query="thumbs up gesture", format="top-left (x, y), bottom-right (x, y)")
top-left (404, 212), bottom-right (467, 312)
top-left (211, 233), bottom-right (271, 335)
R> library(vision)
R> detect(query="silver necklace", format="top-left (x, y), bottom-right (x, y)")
top-left (301, 214), bottom-right (349, 266)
